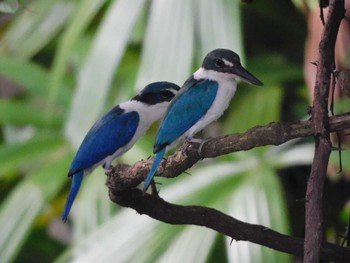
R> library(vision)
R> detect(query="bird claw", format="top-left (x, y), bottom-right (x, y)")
top-left (143, 180), bottom-right (160, 196)
top-left (103, 164), bottom-right (114, 175)
top-left (186, 137), bottom-right (212, 157)
top-left (150, 180), bottom-right (160, 197)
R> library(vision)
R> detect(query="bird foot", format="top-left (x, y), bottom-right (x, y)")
top-left (186, 137), bottom-right (212, 157)
top-left (150, 180), bottom-right (160, 197)
top-left (143, 180), bottom-right (160, 197)
top-left (103, 164), bottom-right (114, 175)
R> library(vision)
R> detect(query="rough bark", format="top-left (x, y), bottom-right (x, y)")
top-left (106, 112), bottom-right (350, 261)
top-left (304, 1), bottom-right (345, 262)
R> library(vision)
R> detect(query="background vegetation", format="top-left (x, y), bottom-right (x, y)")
top-left (0, 0), bottom-right (348, 262)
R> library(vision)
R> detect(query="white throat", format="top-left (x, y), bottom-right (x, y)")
top-left (120, 100), bottom-right (169, 125)
top-left (193, 67), bottom-right (236, 82)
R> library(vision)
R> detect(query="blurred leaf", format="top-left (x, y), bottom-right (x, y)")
top-left (0, 55), bottom-right (49, 97)
top-left (251, 54), bottom-right (303, 85)
top-left (330, 150), bottom-right (350, 172)
top-left (0, 100), bottom-right (63, 128)
top-left (1, 0), bottom-right (74, 58)
top-left (156, 226), bottom-right (216, 263)
top-left (291, 0), bottom-right (318, 11)
top-left (0, 134), bottom-right (65, 177)
top-left (65, 0), bottom-right (146, 148)
top-left (72, 169), bottom-right (115, 241)
top-left (0, 181), bottom-right (43, 263)
top-left (267, 143), bottom-right (314, 168)
top-left (0, 152), bottom-right (72, 263)
top-left (30, 151), bottom-right (73, 200)
top-left (15, 227), bottom-right (65, 263)
top-left (226, 165), bottom-right (291, 263)
top-left (54, 209), bottom-right (158, 263)
top-left (225, 84), bottom-right (282, 134)
top-left (0, 55), bottom-right (72, 108)
top-left (0, 0), bottom-right (18, 14)
top-left (334, 98), bottom-right (350, 114)
top-left (135, 0), bottom-right (195, 88)
top-left (47, 0), bottom-right (107, 121)
top-left (196, 0), bottom-right (242, 60)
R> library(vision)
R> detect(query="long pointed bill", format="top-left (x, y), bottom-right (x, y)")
top-left (231, 65), bottom-right (263, 86)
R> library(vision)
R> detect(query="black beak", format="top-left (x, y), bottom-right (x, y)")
top-left (231, 65), bottom-right (263, 86)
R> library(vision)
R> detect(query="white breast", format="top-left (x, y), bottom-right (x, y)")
top-left (185, 68), bottom-right (237, 138)
top-left (102, 100), bottom-right (169, 167)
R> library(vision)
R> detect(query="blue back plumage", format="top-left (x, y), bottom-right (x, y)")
top-left (69, 106), bottom-right (139, 175)
top-left (155, 79), bottom-right (218, 151)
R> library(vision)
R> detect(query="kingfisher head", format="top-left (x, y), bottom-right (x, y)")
top-left (201, 48), bottom-right (263, 86)
top-left (132, 81), bottom-right (180, 105)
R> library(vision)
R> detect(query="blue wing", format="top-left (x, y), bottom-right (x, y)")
top-left (154, 78), bottom-right (218, 151)
top-left (69, 106), bottom-right (139, 175)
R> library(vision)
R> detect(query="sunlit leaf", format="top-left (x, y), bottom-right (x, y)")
top-left (0, 152), bottom-right (72, 262)
top-left (47, 0), bottom-right (107, 121)
top-left (196, 0), bottom-right (242, 60)
top-left (135, 0), bottom-right (194, 89)
top-left (72, 169), bottom-right (115, 241)
top-left (2, 0), bottom-right (74, 58)
top-left (65, 0), bottom-right (146, 148)
top-left (157, 226), bottom-right (216, 263)
top-left (226, 165), bottom-right (291, 263)
top-left (0, 181), bottom-right (43, 262)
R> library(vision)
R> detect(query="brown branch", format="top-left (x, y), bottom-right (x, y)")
top-left (107, 188), bottom-right (350, 262)
top-left (106, 3), bottom-right (348, 260)
top-left (304, 1), bottom-right (345, 262)
top-left (106, 111), bottom-right (350, 260)
top-left (106, 113), bottom-right (350, 261)
top-left (108, 112), bottom-right (350, 192)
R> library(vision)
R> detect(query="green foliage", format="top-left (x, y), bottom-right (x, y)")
top-left (0, 0), bottom-right (18, 13)
top-left (0, 0), bottom-right (312, 262)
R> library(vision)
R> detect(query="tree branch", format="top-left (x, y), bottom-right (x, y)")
top-left (108, 112), bottom-right (350, 192)
top-left (106, 2), bottom-right (349, 261)
top-left (106, 112), bottom-right (350, 260)
top-left (304, 1), bottom-right (345, 262)
top-left (108, 188), bottom-right (350, 262)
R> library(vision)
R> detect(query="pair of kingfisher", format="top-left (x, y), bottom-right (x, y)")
top-left (62, 48), bottom-right (263, 222)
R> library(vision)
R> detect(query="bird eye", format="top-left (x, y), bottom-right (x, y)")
top-left (159, 90), bottom-right (174, 100)
top-left (214, 59), bottom-right (225, 68)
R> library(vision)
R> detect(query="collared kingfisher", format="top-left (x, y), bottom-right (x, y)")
top-left (62, 81), bottom-right (180, 221)
top-left (143, 48), bottom-right (263, 192)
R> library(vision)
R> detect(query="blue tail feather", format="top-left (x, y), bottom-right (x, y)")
top-left (62, 171), bottom-right (84, 222)
top-left (143, 148), bottom-right (166, 193)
